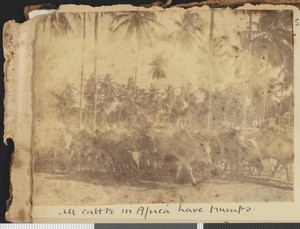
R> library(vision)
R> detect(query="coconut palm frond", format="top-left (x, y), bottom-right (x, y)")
top-left (149, 19), bottom-right (166, 29)
top-left (101, 11), bottom-right (117, 18)
top-left (193, 25), bottom-right (205, 35)
top-left (148, 53), bottom-right (168, 80)
top-left (174, 20), bottom-right (183, 28)
top-left (143, 22), bottom-right (159, 39)
top-left (110, 11), bottom-right (163, 43)
top-left (172, 11), bottom-right (206, 53)
top-left (111, 18), bottom-right (131, 33)
top-left (72, 13), bottom-right (82, 21)
top-left (109, 13), bottom-right (130, 31)
top-left (152, 68), bottom-right (166, 79)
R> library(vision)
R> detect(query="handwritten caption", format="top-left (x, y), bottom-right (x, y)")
top-left (58, 204), bottom-right (254, 219)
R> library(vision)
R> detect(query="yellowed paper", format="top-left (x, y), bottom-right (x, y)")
top-left (3, 4), bottom-right (300, 222)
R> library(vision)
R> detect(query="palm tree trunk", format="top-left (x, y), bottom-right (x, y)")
top-left (102, 108), bottom-right (106, 124)
top-left (288, 98), bottom-right (293, 126)
top-left (79, 13), bottom-right (86, 129)
top-left (119, 108), bottom-right (122, 122)
top-left (179, 44), bottom-right (187, 129)
top-left (278, 78), bottom-right (285, 127)
top-left (134, 38), bottom-right (139, 96)
top-left (224, 102), bottom-right (228, 127)
top-left (242, 11), bottom-right (253, 126)
top-left (207, 10), bottom-right (214, 131)
top-left (93, 12), bottom-right (99, 132)
top-left (262, 64), bottom-right (269, 125)
top-left (84, 108), bottom-right (88, 126)
top-left (33, 21), bottom-right (40, 119)
top-left (179, 115), bottom-right (182, 129)
top-left (183, 43), bottom-right (186, 83)
top-left (63, 103), bottom-right (67, 122)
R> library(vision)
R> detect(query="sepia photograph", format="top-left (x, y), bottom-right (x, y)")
top-left (30, 8), bottom-right (294, 206)
top-left (24, 8), bottom-right (294, 206)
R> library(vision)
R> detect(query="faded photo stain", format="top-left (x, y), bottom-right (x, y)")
top-left (13, 158), bottom-right (23, 169)
top-left (17, 209), bottom-right (26, 221)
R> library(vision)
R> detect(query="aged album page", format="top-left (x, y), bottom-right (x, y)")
top-left (3, 4), bottom-right (300, 222)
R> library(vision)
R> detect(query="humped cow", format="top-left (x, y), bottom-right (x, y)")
top-left (209, 129), bottom-right (263, 179)
top-left (256, 128), bottom-right (293, 181)
top-left (94, 129), bottom-right (158, 176)
top-left (154, 128), bottom-right (211, 186)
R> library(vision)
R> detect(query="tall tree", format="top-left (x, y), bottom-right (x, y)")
top-left (79, 13), bottom-right (86, 129)
top-left (83, 75), bottom-right (96, 119)
top-left (98, 74), bottom-right (118, 124)
top-left (251, 11), bottom-right (293, 125)
top-left (241, 11), bottom-right (254, 126)
top-left (35, 13), bottom-right (75, 120)
top-left (145, 84), bottom-right (161, 123)
top-left (172, 11), bottom-right (205, 82)
top-left (40, 13), bottom-right (74, 37)
top-left (278, 60), bottom-right (293, 125)
top-left (93, 13), bottom-right (99, 132)
top-left (52, 83), bottom-right (77, 122)
top-left (109, 11), bottom-right (164, 95)
top-left (206, 35), bottom-right (238, 129)
top-left (161, 85), bottom-right (176, 124)
top-left (207, 10), bottom-right (214, 131)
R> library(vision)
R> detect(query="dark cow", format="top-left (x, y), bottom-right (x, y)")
top-left (154, 128), bottom-right (211, 186)
top-left (67, 129), bottom-right (116, 173)
top-left (94, 129), bottom-right (157, 176)
top-left (68, 129), bottom-right (94, 171)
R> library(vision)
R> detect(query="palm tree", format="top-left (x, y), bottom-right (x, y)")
top-left (250, 11), bottom-right (293, 125)
top-left (53, 12), bottom-right (87, 129)
top-left (93, 12), bottom-right (99, 132)
top-left (109, 11), bottom-right (164, 95)
top-left (34, 13), bottom-right (75, 120)
top-left (149, 54), bottom-right (167, 81)
top-left (207, 10), bottom-right (214, 131)
top-left (144, 84), bottom-right (161, 123)
top-left (199, 32), bottom-right (236, 130)
top-left (84, 75), bottom-right (96, 122)
top-left (79, 13), bottom-right (86, 129)
top-left (161, 85), bottom-right (176, 125)
top-left (91, 12), bottom-right (117, 131)
top-left (172, 11), bottom-right (205, 82)
top-left (277, 60), bottom-right (293, 125)
top-left (239, 11), bottom-right (254, 126)
top-left (98, 74), bottom-right (119, 124)
top-left (40, 13), bottom-right (74, 37)
top-left (52, 83), bottom-right (77, 122)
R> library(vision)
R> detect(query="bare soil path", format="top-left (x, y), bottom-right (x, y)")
top-left (33, 172), bottom-right (293, 205)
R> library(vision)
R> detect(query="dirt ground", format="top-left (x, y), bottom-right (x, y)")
top-left (32, 172), bottom-right (293, 205)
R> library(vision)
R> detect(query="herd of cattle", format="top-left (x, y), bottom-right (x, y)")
top-left (34, 127), bottom-right (294, 185)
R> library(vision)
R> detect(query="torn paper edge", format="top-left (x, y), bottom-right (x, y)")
top-left (3, 3), bottom-right (299, 222)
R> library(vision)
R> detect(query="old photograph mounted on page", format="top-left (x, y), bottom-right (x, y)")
top-left (3, 4), bottom-right (299, 222)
